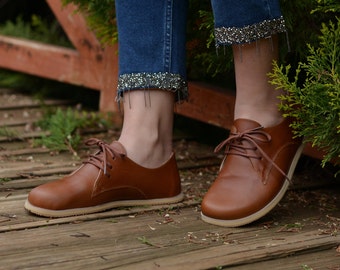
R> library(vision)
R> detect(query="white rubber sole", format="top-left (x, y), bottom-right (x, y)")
top-left (24, 193), bottom-right (184, 218)
top-left (201, 143), bottom-right (305, 227)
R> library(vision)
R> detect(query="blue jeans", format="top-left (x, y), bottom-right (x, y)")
top-left (115, 0), bottom-right (285, 101)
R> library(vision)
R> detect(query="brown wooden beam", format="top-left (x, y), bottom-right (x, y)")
top-left (0, 1), bottom-right (119, 113)
top-left (177, 82), bottom-right (235, 129)
top-left (0, 35), bottom-right (100, 89)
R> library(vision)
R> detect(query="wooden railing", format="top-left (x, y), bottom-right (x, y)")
top-left (0, 0), bottom-right (118, 113)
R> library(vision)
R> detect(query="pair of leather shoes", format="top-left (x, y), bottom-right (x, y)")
top-left (25, 118), bottom-right (302, 227)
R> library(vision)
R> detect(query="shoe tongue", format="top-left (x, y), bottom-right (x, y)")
top-left (231, 119), bottom-right (262, 133)
top-left (109, 141), bottom-right (127, 156)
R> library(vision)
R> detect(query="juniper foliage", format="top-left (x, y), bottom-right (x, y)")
top-left (270, 19), bottom-right (340, 170)
top-left (35, 108), bottom-right (108, 155)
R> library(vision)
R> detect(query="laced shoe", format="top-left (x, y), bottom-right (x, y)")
top-left (24, 138), bottom-right (183, 217)
top-left (201, 118), bottom-right (303, 227)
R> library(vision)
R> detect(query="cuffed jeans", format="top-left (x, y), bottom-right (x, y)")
top-left (115, 0), bottom-right (286, 101)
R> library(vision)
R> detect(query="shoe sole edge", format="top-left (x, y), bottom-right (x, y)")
top-left (24, 193), bottom-right (184, 218)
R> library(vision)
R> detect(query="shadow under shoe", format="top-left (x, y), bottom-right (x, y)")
top-left (24, 139), bottom-right (183, 218)
top-left (201, 118), bottom-right (303, 227)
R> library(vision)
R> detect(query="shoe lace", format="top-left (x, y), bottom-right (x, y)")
top-left (83, 138), bottom-right (126, 177)
top-left (214, 126), bottom-right (290, 183)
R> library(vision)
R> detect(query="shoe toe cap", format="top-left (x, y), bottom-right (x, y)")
top-left (27, 185), bottom-right (62, 210)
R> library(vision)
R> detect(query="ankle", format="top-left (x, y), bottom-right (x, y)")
top-left (117, 90), bottom-right (175, 167)
top-left (234, 106), bottom-right (283, 128)
top-left (118, 131), bottom-right (173, 168)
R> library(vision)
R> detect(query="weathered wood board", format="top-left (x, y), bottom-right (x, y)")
top-left (0, 88), bottom-right (339, 269)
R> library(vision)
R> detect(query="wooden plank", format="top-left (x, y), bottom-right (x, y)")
top-left (0, 99), bottom-right (74, 110)
top-left (226, 248), bottom-right (340, 270)
top-left (0, 89), bottom-right (73, 110)
top-left (0, 35), bottom-right (102, 90)
top-left (0, 205), bottom-right (338, 269)
top-left (117, 235), bottom-right (338, 270)
top-left (0, 130), bottom-right (48, 142)
top-left (0, 108), bottom-right (44, 127)
top-left (0, 192), bottom-right (199, 231)
top-left (0, 162), bottom-right (78, 179)
top-left (0, 100), bottom-right (71, 127)
top-left (0, 146), bottom-right (51, 157)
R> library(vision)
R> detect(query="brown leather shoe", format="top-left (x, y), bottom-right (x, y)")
top-left (201, 118), bottom-right (303, 227)
top-left (24, 138), bottom-right (183, 217)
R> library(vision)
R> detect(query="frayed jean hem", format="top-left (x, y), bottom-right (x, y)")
top-left (116, 72), bottom-right (188, 103)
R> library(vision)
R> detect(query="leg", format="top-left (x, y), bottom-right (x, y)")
top-left (233, 36), bottom-right (284, 127)
top-left (24, 0), bottom-right (188, 217)
top-left (118, 90), bottom-right (175, 168)
top-left (211, 0), bottom-right (286, 126)
top-left (201, 0), bottom-right (303, 227)
top-left (115, 0), bottom-right (188, 168)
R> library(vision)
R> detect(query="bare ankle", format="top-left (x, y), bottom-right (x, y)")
top-left (119, 143), bottom-right (173, 168)
top-left (117, 90), bottom-right (175, 167)
top-left (235, 107), bottom-right (283, 127)
top-left (117, 132), bottom-right (173, 168)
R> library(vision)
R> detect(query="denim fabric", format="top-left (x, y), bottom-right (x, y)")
top-left (212, 0), bottom-right (283, 29)
top-left (115, 0), bottom-right (188, 101)
top-left (212, 0), bottom-right (285, 46)
top-left (115, 0), bottom-right (285, 101)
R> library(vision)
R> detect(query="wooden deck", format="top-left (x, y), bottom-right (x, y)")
top-left (0, 88), bottom-right (339, 270)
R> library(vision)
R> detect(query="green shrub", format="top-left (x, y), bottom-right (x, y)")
top-left (35, 108), bottom-right (109, 155)
top-left (270, 19), bottom-right (340, 170)
top-left (62, 0), bottom-right (117, 45)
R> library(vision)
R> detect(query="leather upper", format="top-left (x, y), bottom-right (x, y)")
top-left (201, 118), bottom-right (302, 221)
top-left (27, 140), bottom-right (181, 211)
